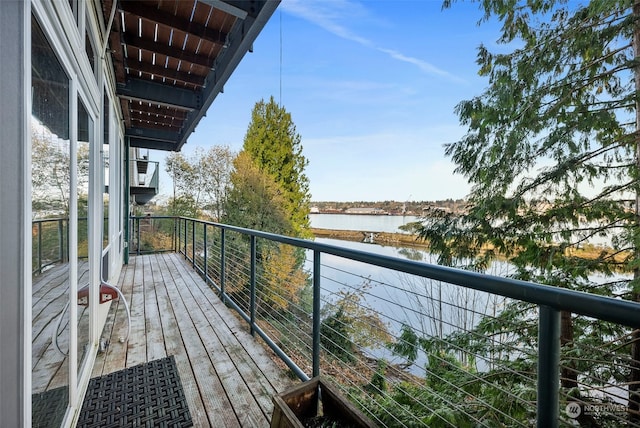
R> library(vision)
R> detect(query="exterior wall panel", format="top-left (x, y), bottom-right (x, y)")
top-left (0, 1), bottom-right (30, 426)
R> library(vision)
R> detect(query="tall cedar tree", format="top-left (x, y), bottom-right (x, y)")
top-left (222, 130), bottom-right (309, 318)
top-left (418, 0), bottom-right (640, 421)
top-left (242, 97), bottom-right (312, 238)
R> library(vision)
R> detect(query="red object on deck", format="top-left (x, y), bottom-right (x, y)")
top-left (77, 283), bottom-right (119, 306)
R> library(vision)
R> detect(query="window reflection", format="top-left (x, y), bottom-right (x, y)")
top-left (85, 31), bottom-right (96, 77)
top-left (103, 90), bottom-right (110, 278)
top-left (77, 97), bottom-right (92, 376)
top-left (31, 14), bottom-right (70, 427)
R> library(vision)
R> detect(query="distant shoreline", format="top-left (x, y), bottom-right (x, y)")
top-left (311, 227), bottom-right (426, 248)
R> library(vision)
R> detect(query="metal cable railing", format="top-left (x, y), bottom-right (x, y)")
top-left (32, 218), bottom-right (68, 275)
top-left (131, 216), bottom-right (640, 427)
top-left (32, 217), bottom-right (90, 275)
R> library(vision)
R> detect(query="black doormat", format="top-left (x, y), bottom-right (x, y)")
top-left (78, 355), bottom-right (192, 428)
top-left (32, 386), bottom-right (68, 428)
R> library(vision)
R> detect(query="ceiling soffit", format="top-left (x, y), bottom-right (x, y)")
top-left (103, 0), bottom-right (279, 151)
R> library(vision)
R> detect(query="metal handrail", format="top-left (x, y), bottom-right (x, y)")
top-left (131, 215), bottom-right (640, 427)
top-left (175, 216), bottom-right (639, 328)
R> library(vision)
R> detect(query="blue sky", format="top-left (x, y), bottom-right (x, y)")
top-left (162, 0), bottom-right (504, 202)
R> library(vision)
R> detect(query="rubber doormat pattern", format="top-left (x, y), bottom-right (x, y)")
top-left (32, 386), bottom-right (67, 428)
top-left (78, 355), bottom-right (192, 427)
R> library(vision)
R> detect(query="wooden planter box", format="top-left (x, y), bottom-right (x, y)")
top-left (271, 377), bottom-right (377, 428)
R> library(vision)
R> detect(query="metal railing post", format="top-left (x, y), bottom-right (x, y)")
top-left (173, 217), bottom-right (177, 252)
top-left (250, 235), bottom-right (256, 336)
top-left (191, 220), bottom-right (196, 268)
top-left (58, 219), bottom-right (64, 264)
top-left (312, 250), bottom-right (321, 378)
top-left (538, 305), bottom-right (560, 428)
top-left (60, 220), bottom-right (64, 263)
top-left (183, 218), bottom-right (187, 257)
top-left (65, 219), bottom-right (69, 262)
top-left (37, 222), bottom-right (42, 274)
top-left (220, 228), bottom-right (226, 304)
top-left (177, 217), bottom-right (181, 254)
top-left (136, 217), bottom-right (141, 255)
top-left (203, 224), bottom-right (208, 281)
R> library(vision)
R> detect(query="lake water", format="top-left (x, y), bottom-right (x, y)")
top-left (305, 214), bottom-right (628, 372)
top-left (309, 214), bottom-right (625, 287)
top-left (306, 235), bottom-right (503, 373)
top-left (306, 216), bottom-right (505, 366)
top-left (308, 215), bottom-right (513, 335)
top-left (309, 213), bottom-right (420, 233)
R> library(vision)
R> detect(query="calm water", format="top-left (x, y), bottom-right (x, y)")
top-left (305, 213), bottom-right (629, 375)
top-left (309, 213), bottom-right (420, 233)
top-left (306, 215), bottom-right (626, 333)
top-left (306, 236), bottom-right (501, 372)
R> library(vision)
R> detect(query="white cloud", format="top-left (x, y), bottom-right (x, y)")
top-left (281, 0), bottom-right (465, 83)
top-left (376, 48), bottom-right (467, 84)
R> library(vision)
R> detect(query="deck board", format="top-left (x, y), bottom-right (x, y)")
top-left (145, 254), bottom-right (167, 362)
top-left (162, 254), bottom-right (266, 426)
top-left (93, 257), bottom-right (135, 376)
top-left (153, 253), bottom-right (234, 427)
top-left (149, 256), bottom-right (212, 427)
top-left (94, 253), bottom-right (294, 427)
top-left (125, 254), bottom-right (148, 367)
top-left (172, 253), bottom-right (293, 414)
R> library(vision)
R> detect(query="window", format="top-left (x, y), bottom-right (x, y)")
top-left (67, 0), bottom-right (79, 26)
top-left (31, 14), bottom-right (70, 426)
top-left (85, 30), bottom-right (96, 77)
top-left (77, 95), bottom-right (93, 377)
top-left (103, 89), bottom-right (110, 251)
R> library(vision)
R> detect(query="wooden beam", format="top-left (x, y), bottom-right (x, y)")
top-left (117, 78), bottom-right (199, 111)
top-left (129, 105), bottom-right (188, 121)
top-left (119, 98), bottom-right (132, 128)
top-left (128, 137), bottom-right (178, 151)
top-left (122, 33), bottom-right (214, 68)
top-left (199, 0), bottom-right (248, 19)
top-left (119, 1), bottom-right (227, 46)
top-left (126, 60), bottom-right (206, 87)
top-left (130, 117), bottom-right (182, 132)
top-left (125, 127), bottom-right (181, 144)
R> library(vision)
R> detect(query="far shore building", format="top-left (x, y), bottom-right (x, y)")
top-left (344, 207), bottom-right (387, 215)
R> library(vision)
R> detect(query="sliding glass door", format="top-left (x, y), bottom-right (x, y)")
top-left (31, 14), bottom-right (72, 426)
top-left (31, 7), bottom-right (99, 425)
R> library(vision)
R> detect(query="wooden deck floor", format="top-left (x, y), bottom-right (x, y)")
top-left (32, 260), bottom-right (91, 394)
top-left (33, 253), bottom-right (294, 427)
top-left (93, 253), bottom-right (294, 427)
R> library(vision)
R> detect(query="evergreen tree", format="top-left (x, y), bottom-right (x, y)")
top-left (242, 96), bottom-right (312, 238)
top-left (221, 151), bottom-right (307, 313)
top-left (417, 0), bottom-right (640, 422)
top-left (220, 98), bottom-right (311, 315)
